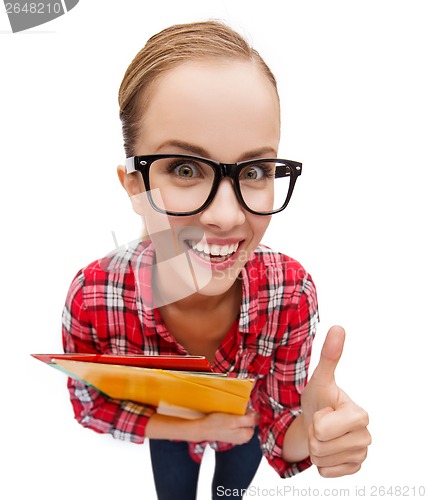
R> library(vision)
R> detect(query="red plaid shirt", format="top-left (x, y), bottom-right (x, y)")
top-left (62, 241), bottom-right (318, 478)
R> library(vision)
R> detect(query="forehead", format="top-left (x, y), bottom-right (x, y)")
top-left (137, 59), bottom-right (280, 158)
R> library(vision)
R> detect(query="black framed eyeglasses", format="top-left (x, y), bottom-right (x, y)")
top-left (125, 154), bottom-right (302, 216)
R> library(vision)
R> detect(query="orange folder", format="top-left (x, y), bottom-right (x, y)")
top-left (32, 354), bottom-right (254, 418)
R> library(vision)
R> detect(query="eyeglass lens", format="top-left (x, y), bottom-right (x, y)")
top-left (148, 157), bottom-right (292, 214)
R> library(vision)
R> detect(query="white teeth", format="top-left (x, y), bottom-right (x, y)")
top-left (219, 245), bottom-right (229, 256)
top-left (211, 244), bottom-right (221, 256)
top-left (189, 240), bottom-right (239, 257)
top-left (193, 241), bottom-right (204, 252)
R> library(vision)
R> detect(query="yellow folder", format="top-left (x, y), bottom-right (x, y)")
top-left (54, 359), bottom-right (254, 418)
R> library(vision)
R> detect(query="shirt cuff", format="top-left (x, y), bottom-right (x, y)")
top-left (260, 409), bottom-right (312, 478)
top-left (69, 379), bottom-right (156, 444)
top-left (110, 400), bottom-right (156, 444)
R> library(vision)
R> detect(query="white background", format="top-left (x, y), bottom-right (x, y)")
top-left (1, 1), bottom-right (426, 498)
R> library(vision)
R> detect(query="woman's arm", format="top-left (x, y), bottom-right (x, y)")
top-left (145, 411), bottom-right (259, 444)
top-left (252, 264), bottom-right (318, 477)
top-left (282, 414), bottom-right (310, 462)
top-left (63, 271), bottom-right (156, 443)
top-left (63, 268), bottom-right (259, 446)
top-left (289, 326), bottom-right (371, 478)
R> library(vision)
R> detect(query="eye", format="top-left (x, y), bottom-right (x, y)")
top-left (241, 165), bottom-right (263, 180)
top-left (170, 161), bottom-right (201, 178)
top-left (240, 164), bottom-right (274, 180)
top-left (156, 157), bottom-right (214, 185)
top-left (176, 164), bottom-right (196, 177)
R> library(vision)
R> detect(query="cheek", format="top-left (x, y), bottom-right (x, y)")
top-left (249, 215), bottom-right (271, 244)
top-left (147, 215), bottom-right (203, 256)
top-left (234, 215), bottom-right (270, 266)
top-left (142, 203), bottom-right (171, 235)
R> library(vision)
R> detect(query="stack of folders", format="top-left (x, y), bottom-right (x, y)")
top-left (32, 353), bottom-right (254, 419)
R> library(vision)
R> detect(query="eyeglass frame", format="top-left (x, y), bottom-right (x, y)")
top-left (125, 154), bottom-right (302, 216)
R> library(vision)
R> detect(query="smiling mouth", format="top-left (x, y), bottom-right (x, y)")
top-left (186, 240), bottom-right (240, 262)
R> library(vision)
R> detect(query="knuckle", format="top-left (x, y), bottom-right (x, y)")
top-left (356, 429), bottom-right (372, 448)
top-left (245, 427), bottom-right (255, 440)
top-left (350, 463), bottom-right (362, 475)
top-left (358, 408), bottom-right (370, 426)
top-left (312, 410), bottom-right (324, 429)
top-left (365, 429), bottom-right (373, 446)
top-left (355, 448), bottom-right (368, 463)
top-left (308, 437), bottom-right (322, 457)
top-left (318, 463), bottom-right (362, 479)
top-left (313, 422), bottom-right (328, 441)
top-left (361, 408), bottom-right (369, 425)
top-left (318, 467), bottom-right (333, 478)
top-left (312, 415), bottom-right (325, 439)
top-left (361, 447), bottom-right (369, 461)
top-left (238, 428), bottom-right (253, 444)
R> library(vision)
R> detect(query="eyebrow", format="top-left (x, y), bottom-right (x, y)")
top-left (154, 140), bottom-right (278, 162)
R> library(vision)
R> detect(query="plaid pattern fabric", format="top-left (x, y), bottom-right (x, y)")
top-left (62, 241), bottom-right (318, 478)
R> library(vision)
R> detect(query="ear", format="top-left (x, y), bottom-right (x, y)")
top-left (117, 164), bottom-right (145, 197)
top-left (117, 164), bottom-right (148, 217)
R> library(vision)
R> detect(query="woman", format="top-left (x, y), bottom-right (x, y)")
top-left (63, 21), bottom-right (370, 500)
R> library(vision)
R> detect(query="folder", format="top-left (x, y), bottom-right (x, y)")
top-left (32, 354), bottom-right (254, 419)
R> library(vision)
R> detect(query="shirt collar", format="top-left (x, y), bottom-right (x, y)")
top-left (130, 240), bottom-right (263, 339)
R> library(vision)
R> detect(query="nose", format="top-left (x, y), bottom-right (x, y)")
top-left (199, 178), bottom-right (246, 231)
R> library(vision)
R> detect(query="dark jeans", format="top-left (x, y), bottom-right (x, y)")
top-left (149, 429), bottom-right (263, 500)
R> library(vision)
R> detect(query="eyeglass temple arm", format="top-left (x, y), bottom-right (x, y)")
top-left (274, 163), bottom-right (302, 178)
top-left (125, 157), bottom-right (137, 173)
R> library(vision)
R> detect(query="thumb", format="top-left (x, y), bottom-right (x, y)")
top-left (311, 325), bottom-right (345, 384)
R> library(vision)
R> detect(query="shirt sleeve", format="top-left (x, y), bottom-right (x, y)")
top-left (61, 269), bottom-right (155, 443)
top-left (255, 272), bottom-right (319, 478)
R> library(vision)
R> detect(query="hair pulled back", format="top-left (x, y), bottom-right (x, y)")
top-left (118, 21), bottom-right (278, 156)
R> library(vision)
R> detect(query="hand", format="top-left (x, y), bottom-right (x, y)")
top-left (199, 410), bottom-right (259, 444)
top-left (301, 326), bottom-right (371, 477)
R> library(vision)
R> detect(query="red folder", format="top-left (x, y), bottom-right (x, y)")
top-left (31, 353), bottom-right (213, 372)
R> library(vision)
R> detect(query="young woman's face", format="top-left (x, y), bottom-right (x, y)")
top-left (125, 59), bottom-right (281, 298)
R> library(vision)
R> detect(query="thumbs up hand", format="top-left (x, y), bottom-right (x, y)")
top-left (301, 326), bottom-right (371, 477)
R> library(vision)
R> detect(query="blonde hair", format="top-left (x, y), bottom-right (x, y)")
top-left (118, 20), bottom-right (279, 156)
